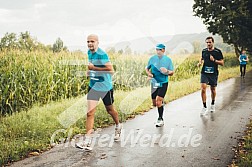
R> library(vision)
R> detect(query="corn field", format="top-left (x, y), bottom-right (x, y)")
top-left (0, 51), bottom-right (238, 115)
top-left (0, 51), bottom-right (88, 115)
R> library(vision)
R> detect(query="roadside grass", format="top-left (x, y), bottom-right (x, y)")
top-left (0, 66), bottom-right (249, 165)
top-left (231, 119), bottom-right (252, 167)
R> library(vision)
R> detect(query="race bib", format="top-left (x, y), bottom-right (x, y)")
top-left (151, 79), bottom-right (162, 88)
top-left (89, 71), bottom-right (99, 80)
top-left (204, 66), bottom-right (214, 74)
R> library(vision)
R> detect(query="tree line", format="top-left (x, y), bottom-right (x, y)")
top-left (0, 31), bottom-right (67, 53)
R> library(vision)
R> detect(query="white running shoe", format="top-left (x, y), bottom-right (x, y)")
top-left (155, 118), bottom-right (164, 127)
top-left (114, 124), bottom-right (122, 141)
top-left (200, 107), bottom-right (207, 116)
top-left (210, 104), bottom-right (215, 113)
top-left (75, 137), bottom-right (92, 151)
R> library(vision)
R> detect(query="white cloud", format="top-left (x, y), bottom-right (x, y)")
top-left (0, 0), bottom-right (207, 48)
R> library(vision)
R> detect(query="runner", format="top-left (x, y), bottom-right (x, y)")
top-left (197, 36), bottom-right (224, 116)
top-left (146, 43), bottom-right (174, 127)
top-left (238, 50), bottom-right (249, 78)
top-left (75, 34), bottom-right (122, 151)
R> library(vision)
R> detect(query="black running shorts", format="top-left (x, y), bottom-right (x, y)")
top-left (87, 87), bottom-right (114, 106)
top-left (151, 82), bottom-right (168, 99)
top-left (200, 73), bottom-right (218, 87)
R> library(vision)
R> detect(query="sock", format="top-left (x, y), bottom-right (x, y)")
top-left (115, 123), bottom-right (120, 128)
top-left (158, 106), bottom-right (164, 120)
top-left (211, 100), bottom-right (215, 105)
top-left (203, 102), bottom-right (207, 108)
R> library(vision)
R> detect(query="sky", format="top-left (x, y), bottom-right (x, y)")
top-left (0, 0), bottom-right (207, 50)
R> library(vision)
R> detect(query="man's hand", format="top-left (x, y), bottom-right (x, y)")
top-left (210, 55), bottom-right (215, 62)
top-left (147, 73), bottom-right (153, 78)
top-left (160, 67), bottom-right (168, 74)
top-left (146, 72), bottom-right (153, 80)
top-left (88, 62), bottom-right (95, 70)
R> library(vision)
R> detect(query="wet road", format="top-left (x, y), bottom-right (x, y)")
top-left (11, 72), bottom-right (252, 167)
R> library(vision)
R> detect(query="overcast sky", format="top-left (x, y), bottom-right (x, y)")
top-left (0, 0), bottom-right (207, 49)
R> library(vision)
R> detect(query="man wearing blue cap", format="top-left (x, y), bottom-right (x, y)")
top-left (146, 43), bottom-right (174, 127)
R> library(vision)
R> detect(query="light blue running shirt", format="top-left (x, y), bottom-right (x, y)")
top-left (240, 54), bottom-right (247, 65)
top-left (146, 55), bottom-right (174, 84)
top-left (88, 48), bottom-right (113, 91)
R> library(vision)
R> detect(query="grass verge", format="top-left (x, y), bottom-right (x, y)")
top-left (230, 119), bottom-right (252, 167)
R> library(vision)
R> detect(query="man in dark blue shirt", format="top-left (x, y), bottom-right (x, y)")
top-left (198, 37), bottom-right (224, 116)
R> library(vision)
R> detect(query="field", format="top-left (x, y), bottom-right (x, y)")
top-left (0, 50), bottom-right (246, 165)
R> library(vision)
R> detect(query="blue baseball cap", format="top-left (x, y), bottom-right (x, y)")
top-left (156, 43), bottom-right (165, 50)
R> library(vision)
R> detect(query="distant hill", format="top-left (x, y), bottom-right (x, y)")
top-left (109, 32), bottom-right (231, 54)
top-left (69, 32), bottom-right (233, 54)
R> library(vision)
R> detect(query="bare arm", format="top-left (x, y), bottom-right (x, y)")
top-left (210, 55), bottom-right (224, 66)
top-left (88, 62), bottom-right (114, 74)
top-left (215, 59), bottom-right (224, 66)
top-left (145, 68), bottom-right (153, 78)
top-left (197, 58), bottom-right (203, 67)
top-left (160, 67), bottom-right (174, 76)
top-left (238, 55), bottom-right (241, 62)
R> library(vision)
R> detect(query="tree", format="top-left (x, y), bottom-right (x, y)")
top-left (52, 38), bottom-right (64, 53)
top-left (118, 49), bottom-right (123, 55)
top-left (18, 31), bottom-right (36, 51)
top-left (124, 45), bottom-right (132, 55)
top-left (0, 31), bottom-right (50, 52)
top-left (0, 33), bottom-right (18, 50)
top-left (193, 0), bottom-right (252, 56)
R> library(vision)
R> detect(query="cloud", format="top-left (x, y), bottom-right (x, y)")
top-left (0, 0), bottom-right (206, 48)
top-left (0, 0), bottom-right (35, 10)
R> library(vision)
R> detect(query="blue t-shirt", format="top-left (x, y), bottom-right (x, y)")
top-left (146, 55), bottom-right (174, 83)
top-left (88, 48), bottom-right (113, 91)
top-left (240, 54), bottom-right (247, 65)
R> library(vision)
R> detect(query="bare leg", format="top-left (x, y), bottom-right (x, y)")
top-left (201, 83), bottom-right (207, 104)
top-left (156, 96), bottom-right (164, 108)
top-left (152, 99), bottom-right (156, 107)
top-left (86, 100), bottom-right (99, 135)
top-left (156, 96), bottom-right (164, 119)
top-left (105, 104), bottom-right (119, 125)
top-left (210, 86), bottom-right (216, 102)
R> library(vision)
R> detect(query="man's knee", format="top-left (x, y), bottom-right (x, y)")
top-left (105, 105), bottom-right (116, 114)
top-left (156, 98), bottom-right (163, 107)
top-left (87, 110), bottom-right (95, 117)
top-left (201, 88), bottom-right (206, 94)
top-left (210, 87), bottom-right (216, 93)
top-left (201, 85), bottom-right (207, 93)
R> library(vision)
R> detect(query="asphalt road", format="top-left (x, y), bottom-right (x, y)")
top-left (11, 72), bottom-right (252, 167)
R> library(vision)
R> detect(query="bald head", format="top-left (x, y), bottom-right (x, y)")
top-left (87, 34), bottom-right (99, 42)
top-left (87, 34), bottom-right (99, 52)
